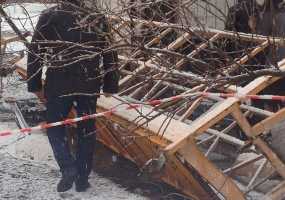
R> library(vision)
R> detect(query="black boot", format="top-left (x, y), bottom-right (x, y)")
top-left (57, 167), bottom-right (77, 192)
top-left (75, 176), bottom-right (91, 192)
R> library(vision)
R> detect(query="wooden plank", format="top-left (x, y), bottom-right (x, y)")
top-left (119, 56), bottom-right (205, 81)
top-left (179, 87), bottom-right (209, 121)
top-left (164, 98), bottom-right (237, 154)
top-left (119, 32), bottom-right (191, 88)
top-left (2, 34), bottom-right (26, 44)
top-left (179, 96), bottom-right (203, 121)
top-left (225, 40), bottom-right (269, 75)
top-left (264, 181), bottom-right (285, 200)
top-left (178, 139), bottom-right (245, 200)
top-left (231, 105), bottom-right (285, 179)
top-left (128, 28), bottom-right (173, 59)
top-left (119, 62), bottom-right (147, 86)
top-left (134, 32), bottom-right (193, 100)
top-left (98, 96), bottom-right (243, 148)
top-left (96, 105), bottom-right (212, 199)
top-left (252, 107), bottom-right (285, 137)
top-left (165, 154), bottom-right (212, 199)
top-left (241, 57), bottom-right (285, 95)
top-left (108, 15), bottom-right (285, 44)
top-left (97, 96), bottom-right (195, 143)
top-left (96, 119), bottom-right (134, 161)
top-left (119, 27), bottom-right (172, 86)
top-left (164, 59), bottom-right (285, 154)
top-left (175, 33), bottom-right (221, 69)
top-left (254, 138), bottom-right (285, 179)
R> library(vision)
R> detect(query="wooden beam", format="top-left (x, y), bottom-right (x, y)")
top-left (175, 33), bottom-right (221, 69)
top-left (135, 32), bottom-right (193, 101)
top-left (108, 15), bottom-right (285, 44)
top-left (225, 40), bottom-right (269, 75)
top-left (165, 154), bottom-right (212, 199)
top-left (177, 139), bottom-right (245, 200)
top-left (119, 56), bottom-right (205, 81)
top-left (179, 96), bottom-right (203, 121)
top-left (96, 101), bottom-right (212, 199)
top-left (164, 97), bottom-right (237, 154)
top-left (119, 32), bottom-right (192, 88)
top-left (252, 107), bottom-right (285, 137)
top-left (164, 59), bottom-right (285, 154)
top-left (231, 105), bottom-right (285, 179)
top-left (254, 138), bottom-right (285, 179)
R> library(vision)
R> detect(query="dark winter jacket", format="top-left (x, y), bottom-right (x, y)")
top-left (225, 0), bottom-right (258, 33)
top-left (224, 0), bottom-right (266, 72)
top-left (257, 6), bottom-right (285, 62)
top-left (27, 3), bottom-right (119, 99)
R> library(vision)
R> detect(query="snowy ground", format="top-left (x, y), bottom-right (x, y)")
top-left (0, 153), bottom-right (147, 200)
top-left (0, 85), bottom-right (151, 200)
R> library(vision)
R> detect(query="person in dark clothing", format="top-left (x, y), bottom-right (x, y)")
top-left (225, 0), bottom-right (259, 33)
top-left (255, 0), bottom-right (285, 111)
top-left (224, 0), bottom-right (261, 59)
top-left (27, 0), bottom-right (119, 192)
top-left (257, 0), bottom-right (285, 62)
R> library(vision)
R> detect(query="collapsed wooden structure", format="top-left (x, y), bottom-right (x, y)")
top-left (2, 7), bottom-right (285, 200)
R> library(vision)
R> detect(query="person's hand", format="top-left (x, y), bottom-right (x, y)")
top-left (34, 90), bottom-right (47, 104)
top-left (103, 93), bottom-right (112, 98)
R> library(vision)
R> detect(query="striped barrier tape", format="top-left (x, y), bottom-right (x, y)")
top-left (0, 93), bottom-right (197, 137)
top-left (0, 92), bottom-right (285, 137)
top-left (203, 92), bottom-right (285, 101)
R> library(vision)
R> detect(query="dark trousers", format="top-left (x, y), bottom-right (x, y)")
top-left (46, 96), bottom-right (97, 179)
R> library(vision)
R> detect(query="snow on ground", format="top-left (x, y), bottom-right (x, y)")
top-left (0, 90), bottom-right (149, 200)
top-left (0, 152), bottom-right (147, 200)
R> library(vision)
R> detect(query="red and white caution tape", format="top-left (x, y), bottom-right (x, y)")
top-left (1, 92), bottom-right (285, 137)
top-left (201, 92), bottom-right (285, 101)
top-left (0, 93), bottom-right (195, 137)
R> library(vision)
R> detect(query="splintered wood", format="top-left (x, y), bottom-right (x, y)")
top-left (11, 15), bottom-right (285, 200)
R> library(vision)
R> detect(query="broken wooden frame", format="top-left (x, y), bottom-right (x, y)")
top-left (7, 14), bottom-right (285, 199)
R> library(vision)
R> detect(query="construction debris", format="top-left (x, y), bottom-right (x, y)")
top-left (1, 1), bottom-right (285, 199)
